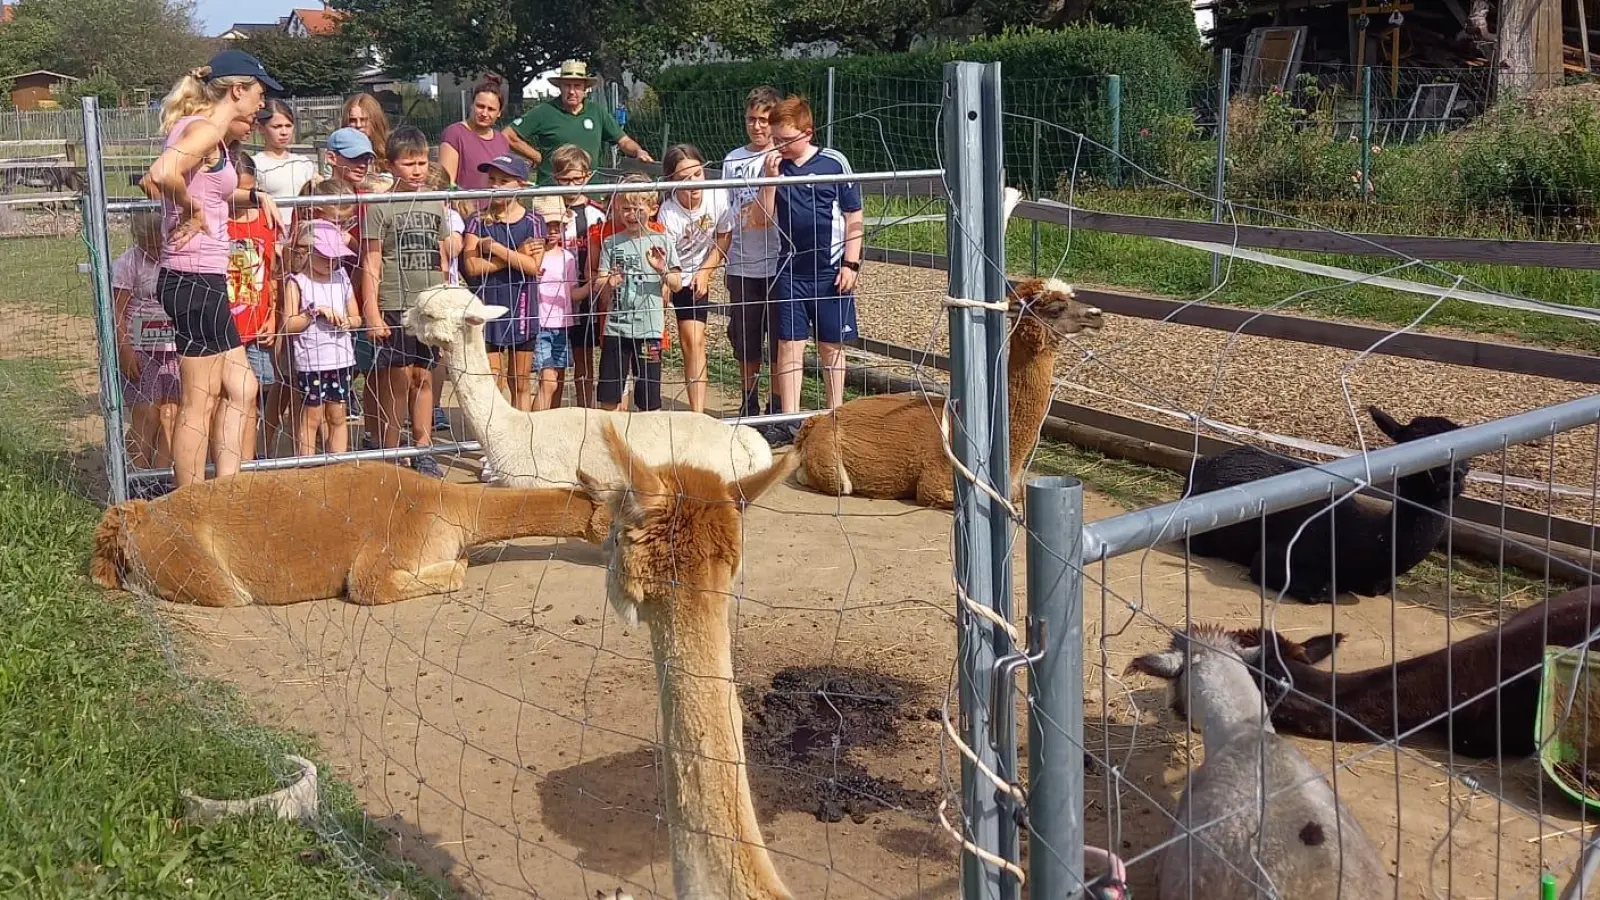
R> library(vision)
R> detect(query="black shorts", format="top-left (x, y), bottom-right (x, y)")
top-left (374, 309), bottom-right (437, 369)
top-left (159, 268), bottom-right (240, 358)
top-left (567, 301), bottom-right (602, 349)
top-left (725, 275), bottom-right (777, 364)
top-left (669, 287), bottom-right (711, 324)
top-left (597, 335), bottom-right (662, 411)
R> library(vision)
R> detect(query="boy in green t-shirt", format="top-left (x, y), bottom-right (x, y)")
top-left (361, 126), bottom-right (460, 476)
top-left (596, 186), bottom-right (680, 412)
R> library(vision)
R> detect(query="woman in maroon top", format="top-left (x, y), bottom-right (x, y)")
top-left (439, 76), bottom-right (512, 192)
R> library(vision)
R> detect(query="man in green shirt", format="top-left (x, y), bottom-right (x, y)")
top-left (504, 59), bottom-right (655, 183)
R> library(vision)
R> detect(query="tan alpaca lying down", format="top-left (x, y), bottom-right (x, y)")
top-left (90, 463), bottom-right (605, 607)
top-left (792, 278), bottom-right (1103, 508)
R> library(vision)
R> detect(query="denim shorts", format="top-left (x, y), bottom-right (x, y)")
top-left (535, 328), bottom-right (571, 371)
top-left (246, 341), bottom-right (277, 386)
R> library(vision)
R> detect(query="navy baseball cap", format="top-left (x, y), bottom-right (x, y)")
top-left (479, 154), bottom-right (531, 181)
top-left (205, 49), bottom-right (284, 94)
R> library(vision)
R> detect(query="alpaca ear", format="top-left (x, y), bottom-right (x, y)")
top-left (1007, 279), bottom-right (1043, 317)
top-left (1126, 649), bottom-right (1184, 680)
top-left (576, 468), bottom-right (620, 505)
top-left (732, 448), bottom-right (799, 510)
top-left (597, 420), bottom-right (664, 500)
top-left (465, 304), bottom-right (510, 326)
top-left (1300, 633), bottom-right (1345, 665)
top-left (1368, 406), bottom-right (1404, 441)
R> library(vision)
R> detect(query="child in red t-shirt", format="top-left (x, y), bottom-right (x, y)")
top-left (225, 150), bottom-right (280, 462)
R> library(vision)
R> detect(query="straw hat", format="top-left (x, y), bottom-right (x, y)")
top-left (551, 60), bottom-right (600, 88)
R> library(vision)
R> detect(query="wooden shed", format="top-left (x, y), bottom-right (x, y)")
top-left (6, 71), bottom-right (78, 111)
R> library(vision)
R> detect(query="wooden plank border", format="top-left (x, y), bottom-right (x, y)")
top-left (860, 248), bottom-right (1600, 384)
top-left (847, 333), bottom-right (1600, 552)
top-left (1016, 200), bottom-right (1600, 270)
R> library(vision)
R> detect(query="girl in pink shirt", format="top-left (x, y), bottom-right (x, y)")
top-left (112, 211), bottom-right (178, 472)
top-left (283, 220), bottom-right (361, 456)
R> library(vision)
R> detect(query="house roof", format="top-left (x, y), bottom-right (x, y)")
top-left (289, 7), bottom-right (345, 35)
top-left (4, 70), bottom-right (80, 83)
top-left (219, 21), bottom-right (281, 38)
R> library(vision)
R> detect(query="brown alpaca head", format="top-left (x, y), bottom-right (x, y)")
top-left (1007, 278), bottom-right (1104, 350)
top-left (576, 421), bottom-right (797, 627)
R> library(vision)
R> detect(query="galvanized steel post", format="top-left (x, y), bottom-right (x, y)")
top-left (1211, 49), bottom-right (1231, 288)
top-left (943, 59), bottom-right (1017, 900)
top-left (80, 97), bottom-right (129, 505)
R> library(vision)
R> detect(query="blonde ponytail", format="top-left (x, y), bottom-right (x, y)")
top-left (160, 69), bottom-right (257, 134)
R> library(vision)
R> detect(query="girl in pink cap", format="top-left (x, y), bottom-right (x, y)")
top-left (282, 219), bottom-right (362, 456)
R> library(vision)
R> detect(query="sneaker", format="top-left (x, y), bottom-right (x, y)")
top-left (413, 454), bottom-right (445, 479)
top-left (361, 436), bottom-right (377, 452)
top-left (433, 407), bottom-right (451, 434)
top-left (738, 388), bottom-right (761, 419)
top-left (479, 460), bottom-right (498, 483)
top-left (759, 421), bottom-right (801, 448)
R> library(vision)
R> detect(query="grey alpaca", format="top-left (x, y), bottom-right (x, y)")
top-left (1182, 405), bottom-right (1469, 604)
top-left (1129, 625), bottom-right (1394, 899)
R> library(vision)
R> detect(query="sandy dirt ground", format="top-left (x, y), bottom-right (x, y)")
top-left (6, 276), bottom-right (1595, 898)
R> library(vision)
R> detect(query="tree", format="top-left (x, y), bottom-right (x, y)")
top-left (63, 70), bottom-right (123, 108)
top-left (0, 0), bottom-right (212, 93)
top-left (243, 30), bottom-right (359, 96)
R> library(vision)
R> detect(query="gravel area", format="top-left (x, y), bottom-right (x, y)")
top-left (848, 261), bottom-right (1600, 522)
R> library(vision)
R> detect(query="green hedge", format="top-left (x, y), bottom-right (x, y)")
top-left (631, 26), bottom-right (1197, 177)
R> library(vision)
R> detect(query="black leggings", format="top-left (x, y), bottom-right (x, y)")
top-left (597, 335), bottom-right (662, 411)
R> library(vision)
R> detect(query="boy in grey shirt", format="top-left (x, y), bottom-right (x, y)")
top-left (597, 187), bottom-right (681, 411)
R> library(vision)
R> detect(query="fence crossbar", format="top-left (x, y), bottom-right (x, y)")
top-left (104, 169), bottom-right (946, 213)
top-left (1081, 393), bottom-right (1600, 562)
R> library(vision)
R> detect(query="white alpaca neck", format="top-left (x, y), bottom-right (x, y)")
top-left (1193, 653), bottom-right (1275, 751)
top-left (447, 326), bottom-right (526, 471)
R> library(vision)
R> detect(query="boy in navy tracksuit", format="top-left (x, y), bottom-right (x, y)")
top-left (754, 96), bottom-right (864, 444)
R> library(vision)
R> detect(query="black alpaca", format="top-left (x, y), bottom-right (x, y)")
top-left (1182, 406), bottom-right (1469, 604)
top-left (1232, 586), bottom-right (1600, 758)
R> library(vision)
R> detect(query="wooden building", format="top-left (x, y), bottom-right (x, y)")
top-left (6, 71), bottom-right (78, 111)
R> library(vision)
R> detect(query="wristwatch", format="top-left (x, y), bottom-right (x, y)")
top-left (842, 259), bottom-right (861, 272)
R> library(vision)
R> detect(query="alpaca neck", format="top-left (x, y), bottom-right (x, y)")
top-left (447, 328), bottom-right (524, 467)
top-left (1005, 319), bottom-right (1058, 491)
top-left (1387, 471), bottom-right (1455, 571)
top-left (1194, 654), bottom-right (1275, 752)
top-left (455, 484), bottom-right (596, 545)
top-left (645, 584), bottom-right (791, 900)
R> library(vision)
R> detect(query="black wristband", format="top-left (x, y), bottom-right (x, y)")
top-left (842, 259), bottom-right (861, 272)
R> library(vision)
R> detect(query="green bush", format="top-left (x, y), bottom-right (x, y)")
top-left (1449, 98), bottom-right (1600, 217)
top-left (636, 26), bottom-right (1195, 175)
top-left (1222, 78), bottom-right (1366, 203)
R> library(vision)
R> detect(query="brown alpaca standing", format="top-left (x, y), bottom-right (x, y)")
top-left (791, 278), bottom-right (1103, 508)
top-left (577, 422), bottom-right (797, 900)
top-left (91, 463), bottom-right (605, 607)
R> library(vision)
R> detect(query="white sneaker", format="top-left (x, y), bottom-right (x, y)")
top-left (479, 460), bottom-right (498, 483)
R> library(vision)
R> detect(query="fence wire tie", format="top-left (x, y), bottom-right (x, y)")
top-left (943, 294), bottom-right (1011, 313)
top-left (938, 403), bottom-right (1022, 522)
top-left (937, 796), bottom-right (1029, 884)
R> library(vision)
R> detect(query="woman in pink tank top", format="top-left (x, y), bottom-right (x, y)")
top-left (143, 48), bottom-right (283, 488)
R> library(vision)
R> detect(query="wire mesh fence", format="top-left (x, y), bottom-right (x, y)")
top-left (4, 56), bottom-right (1600, 900)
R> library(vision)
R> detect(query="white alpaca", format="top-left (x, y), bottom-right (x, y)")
top-left (1128, 625), bottom-right (1394, 899)
top-left (403, 286), bottom-right (773, 489)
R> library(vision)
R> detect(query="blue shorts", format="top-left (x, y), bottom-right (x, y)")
top-left (535, 328), bottom-right (571, 371)
top-left (775, 270), bottom-right (857, 344)
top-left (246, 341), bottom-right (277, 386)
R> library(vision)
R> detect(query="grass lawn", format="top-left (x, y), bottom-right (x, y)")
top-left (864, 193), bottom-right (1600, 354)
top-left (0, 357), bottom-right (450, 899)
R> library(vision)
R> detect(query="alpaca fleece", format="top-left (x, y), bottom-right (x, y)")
top-left (404, 285), bottom-right (772, 491)
top-left (91, 463), bottom-right (603, 607)
top-left (578, 423), bottom-right (798, 900)
top-left (1129, 625), bottom-right (1394, 899)
top-left (791, 278), bottom-right (1102, 508)
top-left (1183, 406), bottom-right (1469, 603)
top-left (1237, 585), bottom-right (1600, 757)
